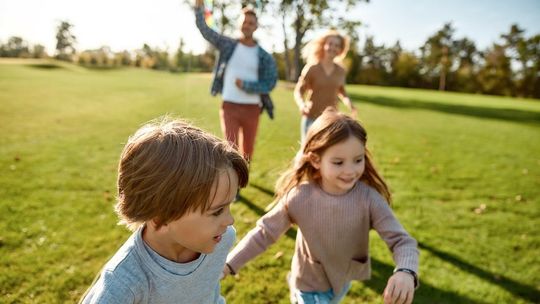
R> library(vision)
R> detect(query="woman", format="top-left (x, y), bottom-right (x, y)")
top-left (294, 30), bottom-right (357, 142)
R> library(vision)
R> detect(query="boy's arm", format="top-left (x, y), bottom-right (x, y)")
top-left (225, 198), bottom-right (292, 273)
top-left (194, 1), bottom-right (231, 50)
top-left (239, 52), bottom-right (278, 94)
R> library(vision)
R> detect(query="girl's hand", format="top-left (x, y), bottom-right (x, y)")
top-left (221, 265), bottom-right (232, 279)
top-left (383, 272), bottom-right (415, 304)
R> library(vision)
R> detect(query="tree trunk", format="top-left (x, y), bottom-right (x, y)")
top-left (292, 5), bottom-right (305, 82)
top-left (438, 47), bottom-right (448, 91)
top-left (282, 14), bottom-right (292, 81)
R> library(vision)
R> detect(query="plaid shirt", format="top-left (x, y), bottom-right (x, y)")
top-left (195, 7), bottom-right (278, 97)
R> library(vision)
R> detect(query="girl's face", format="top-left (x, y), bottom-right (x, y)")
top-left (310, 136), bottom-right (365, 195)
top-left (323, 36), bottom-right (343, 59)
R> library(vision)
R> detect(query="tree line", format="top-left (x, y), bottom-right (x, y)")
top-left (1, 1), bottom-right (538, 98)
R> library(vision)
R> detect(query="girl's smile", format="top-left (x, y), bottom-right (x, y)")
top-left (311, 135), bottom-right (365, 195)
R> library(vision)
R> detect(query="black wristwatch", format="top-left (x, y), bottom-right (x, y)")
top-left (394, 268), bottom-right (419, 289)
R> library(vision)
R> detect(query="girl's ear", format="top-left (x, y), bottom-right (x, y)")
top-left (308, 152), bottom-right (321, 169)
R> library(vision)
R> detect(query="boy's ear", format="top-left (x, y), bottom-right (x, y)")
top-left (308, 152), bottom-right (321, 169)
top-left (149, 218), bottom-right (165, 231)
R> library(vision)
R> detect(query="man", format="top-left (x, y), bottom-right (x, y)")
top-left (194, 0), bottom-right (277, 162)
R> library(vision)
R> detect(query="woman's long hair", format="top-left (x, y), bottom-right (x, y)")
top-left (275, 108), bottom-right (391, 204)
top-left (301, 30), bottom-right (350, 65)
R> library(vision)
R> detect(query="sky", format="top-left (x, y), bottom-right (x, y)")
top-left (1, 0), bottom-right (539, 55)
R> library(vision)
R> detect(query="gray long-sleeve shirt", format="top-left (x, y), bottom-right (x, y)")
top-left (227, 182), bottom-right (419, 295)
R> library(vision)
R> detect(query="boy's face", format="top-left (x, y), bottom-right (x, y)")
top-left (158, 167), bottom-right (238, 258)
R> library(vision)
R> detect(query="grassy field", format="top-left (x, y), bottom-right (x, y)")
top-left (0, 58), bottom-right (539, 303)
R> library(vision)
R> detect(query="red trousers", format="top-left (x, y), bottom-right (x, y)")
top-left (220, 101), bottom-right (260, 161)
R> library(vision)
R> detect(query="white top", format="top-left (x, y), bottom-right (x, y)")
top-left (222, 43), bottom-right (260, 104)
top-left (81, 226), bottom-right (236, 304)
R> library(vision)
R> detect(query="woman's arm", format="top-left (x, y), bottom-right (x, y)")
top-left (338, 86), bottom-right (357, 118)
top-left (294, 65), bottom-right (313, 115)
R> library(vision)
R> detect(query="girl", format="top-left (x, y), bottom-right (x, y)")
top-left (294, 30), bottom-right (357, 142)
top-left (224, 109), bottom-right (419, 304)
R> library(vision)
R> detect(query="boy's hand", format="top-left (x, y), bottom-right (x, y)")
top-left (383, 272), bottom-right (415, 304)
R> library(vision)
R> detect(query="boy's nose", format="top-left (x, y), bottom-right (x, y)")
top-left (225, 211), bottom-right (234, 226)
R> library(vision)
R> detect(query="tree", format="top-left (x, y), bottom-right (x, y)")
top-left (453, 37), bottom-right (479, 92)
top-left (32, 44), bottom-right (47, 58)
top-left (476, 43), bottom-right (513, 96)
top-left (279, 0), bottom-right (368, 81)
top-left (420, 22), bottom-right (455, 91)
top-left (0, 36), bottom-right (30, 58)
top-left (55, 21), bottom-right (77, 61)
top-left (174, 38), bottom-right (185, 72)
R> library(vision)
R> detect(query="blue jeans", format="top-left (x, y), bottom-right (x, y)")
top-left (294, 282), bottom-right (351, 304)
top-left (300, 116), bottom-right (316, 144)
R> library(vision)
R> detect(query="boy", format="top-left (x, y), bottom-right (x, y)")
top-left (81, 118), bottom-right (249, 303)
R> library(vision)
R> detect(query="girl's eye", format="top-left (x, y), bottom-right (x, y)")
top-left (332, 161), bottom-right (343, 165)
top-left (355, 158), bottom-right (364, 163)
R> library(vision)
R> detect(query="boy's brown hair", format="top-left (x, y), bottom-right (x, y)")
top-left (115, 117), bottom-right (249, 231)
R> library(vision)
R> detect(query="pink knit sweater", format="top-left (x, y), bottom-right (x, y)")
top-left (226, 181), bottom-right (419, 295)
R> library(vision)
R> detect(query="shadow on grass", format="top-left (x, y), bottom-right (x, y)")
top-left (350, 93), bottom-right (540, 125)
top-left (236, 193), bottom-right (297, 240)
top-left (250, 183), bottom-right (275, 198)
top-left (359, 258), bottom-right (480, 304)
top-left (419, 242), bottom-right (540, 303)
top-left (27, 63), bottom-right (64, 69)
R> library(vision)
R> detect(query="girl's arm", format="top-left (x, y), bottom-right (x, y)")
top-left (224, 198), bottom-right (293, 275)
top-left (369, 190), bottom-right (419, 304)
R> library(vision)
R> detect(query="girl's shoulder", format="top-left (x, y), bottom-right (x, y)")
top-left (283, 182), bottom-right (316, 202)
top-left (355, 181), bottom-right (390, 206)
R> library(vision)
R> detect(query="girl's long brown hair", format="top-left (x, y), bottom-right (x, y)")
top-left (275, 108), bottom-right (391, 204)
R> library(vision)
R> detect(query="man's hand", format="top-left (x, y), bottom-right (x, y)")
top-left (235, 78), bottom-right (243, 89)
top-left (383, 271), bottom-right (415, 304)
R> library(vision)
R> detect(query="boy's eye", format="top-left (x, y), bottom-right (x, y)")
top-left (212, 208), bottom-right (224, 216)
top-left (332, 161), bottom-right (343, 165)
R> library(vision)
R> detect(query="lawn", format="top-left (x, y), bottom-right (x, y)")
top-left (0, 59), bottom-right (539, 303)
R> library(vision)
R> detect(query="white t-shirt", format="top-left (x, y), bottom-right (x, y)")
top-left (222, 43), bottom-right (260, 104)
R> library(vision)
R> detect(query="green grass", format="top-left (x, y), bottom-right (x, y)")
top-left (1, 59), bottom-right (539, 303)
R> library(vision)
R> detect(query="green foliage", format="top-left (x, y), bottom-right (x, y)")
top-left (0, 59), bottom-right (539, 303)
top-left (55, 21), bottom-right (76, 61)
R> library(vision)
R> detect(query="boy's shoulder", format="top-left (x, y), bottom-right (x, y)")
top-left (82, 231), bottom-right (147, 303)
top-left (101, 230), bottom-right (150, 286)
